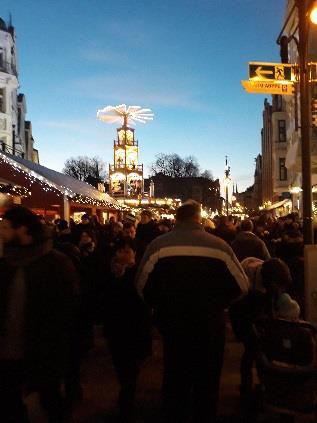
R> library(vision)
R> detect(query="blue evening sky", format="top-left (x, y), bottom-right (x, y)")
top-left (1, 0), bottom-right (285, 190)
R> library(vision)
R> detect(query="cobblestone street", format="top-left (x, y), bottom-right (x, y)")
top-left (27, 326), bottom-right (244, 422)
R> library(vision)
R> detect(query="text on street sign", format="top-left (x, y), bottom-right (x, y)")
top-left (241, 80), bottom-right (294, 95)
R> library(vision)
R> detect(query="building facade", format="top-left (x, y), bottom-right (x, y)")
top-left (283, 0), bottom-right (317, 212)
top-left (271, 95), bottom-right (290, 200)
top-left (261, 95), bottom-right (290, 205)
top-left (0, 17), bottom-right (38, 162)
top-left (261, 99), bottom-right (273, 203)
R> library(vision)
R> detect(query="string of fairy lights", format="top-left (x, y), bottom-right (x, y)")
top-left (0, 183), bottom-right (31, 198)
top-left (0, 152), bottom-right (62, 195)
top-left (0, 152), bottom-right (122, 210)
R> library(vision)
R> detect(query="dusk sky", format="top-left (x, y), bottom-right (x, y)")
top-left (1, 0), bottom-right (285, 190)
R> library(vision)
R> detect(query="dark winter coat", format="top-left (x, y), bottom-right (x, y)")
top-left (136, 220), bottom-right (160, 261)
top-left (213, 224), bottom-right (237, 245)
top-left (0, 242), bottom-right (79, 386)
top-left (231, 231), bottom-right (271, 262)
top-left (103, 267), bottom-right (152, 361)
top-left (136, 222), bottom-right (249, 335)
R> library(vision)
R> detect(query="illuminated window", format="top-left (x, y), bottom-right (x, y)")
top-left (279, 158), bottom-right (287, 181)
top-left (278, 120), bottom-right (286, 142)
top-left (118, 130), bottom-right (125, 143)
top-left (126, 129), bottom-right (133, 143)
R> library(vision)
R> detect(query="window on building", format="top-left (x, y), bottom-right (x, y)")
top-left (0, 88), bottom-right (5, 113)
top-left (279, 158), bottom-right (287, 181)
top-left (278, 119), bottom-right (286, 142)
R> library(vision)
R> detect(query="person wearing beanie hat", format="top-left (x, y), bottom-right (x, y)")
top-left (125, 213), bottom-right (136, 223)
top-left (241, 257), bottom-right (265, 292)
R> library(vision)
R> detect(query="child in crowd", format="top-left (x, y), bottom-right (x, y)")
top-left (261, 257), bottom-right (300, 319)
top-left (102, 238), bottom-right (152, 422)
top-left (230, 257), bottom-right (300, 397)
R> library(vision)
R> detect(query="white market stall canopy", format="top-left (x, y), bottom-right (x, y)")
top-left (265, 198), bottom-right (292, 210)
top-left (0, 151), bottom-right (119, 208)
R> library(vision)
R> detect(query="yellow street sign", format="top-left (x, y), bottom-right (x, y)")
top-left (241, 80), bottom-right (294, 95)
top-left (249, 62), bottom-right (297, 82)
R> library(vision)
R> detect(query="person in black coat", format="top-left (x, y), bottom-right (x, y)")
top-left (0, 206), bottom-right (78, 423)
top-left (231, 219), bottom-right (270, 262)
top-left (102, 238), bottom-right (152, 421)
top-left (136, 202), bottom-right (248, 423)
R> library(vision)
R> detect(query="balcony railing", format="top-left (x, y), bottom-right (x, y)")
top-left (0, 61), bottom-right (18, 77)
top-left (114, 139), bottom-right (138, 147)
top-left (110, 164), bottom-right (143, 172)
top-left (0, 142), bottom-right (25, 158)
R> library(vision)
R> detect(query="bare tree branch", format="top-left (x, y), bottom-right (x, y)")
top-left (63, 156), bottom-right (107, 183)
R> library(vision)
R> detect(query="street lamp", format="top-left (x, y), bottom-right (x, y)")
top-left (309, 1), bottom-right (317, 24)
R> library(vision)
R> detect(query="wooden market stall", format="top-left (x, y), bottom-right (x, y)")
top-left (0, 151), bottom-right (120, 222)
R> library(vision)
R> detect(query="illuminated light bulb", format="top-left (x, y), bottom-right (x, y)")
top-left (310, 3), bottom-right (317, 24)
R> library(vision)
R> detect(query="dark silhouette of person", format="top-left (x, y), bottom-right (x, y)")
top-left (136, 201), bottom-right (248, 423)
top-left (0, 206), bottom-right (78, 422)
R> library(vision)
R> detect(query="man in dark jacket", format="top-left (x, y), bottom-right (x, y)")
top-left (0, 206), bottom-right (78, 422)
top-left (231, 219), bottom-right (270, 262)
top-left (135, 210), bottom-right (160, 262)
top-left (136, 201), bottom-right (248, 423)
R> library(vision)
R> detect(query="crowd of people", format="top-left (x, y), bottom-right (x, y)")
top-left (0, 202), bottom-right (309, 422)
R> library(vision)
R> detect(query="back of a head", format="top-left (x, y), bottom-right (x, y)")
top-left (141, 209), bottom-right (152, 218)
top-left (240, 219), bottom-right (254, 232)
top-left (123, 221), bottom-right (135, 230)
top-left (113, 236), bottom-right (137, 253)
top-left (241, 257), bottom-right (264, 291)
top-left (218, 215), bottom-right (228, 226)
top-left (125, 213), bottom-right (136, 223)
top-left (57, 219), bottom-right (68, 231)
top-left (3, 206), bottom-right (45, 244)
top-left (176, 200), bottom-right (201, 223)
top-left (81, 213), bottom-right (90, 222)
top-left (261, 258), bottom-right (292, 289)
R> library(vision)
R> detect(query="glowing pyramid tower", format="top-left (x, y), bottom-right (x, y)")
top-left (97, 104), bottom-right (154, 198)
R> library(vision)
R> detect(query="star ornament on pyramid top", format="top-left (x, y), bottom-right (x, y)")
top-left (97, 104), bottom-right (154, 127)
